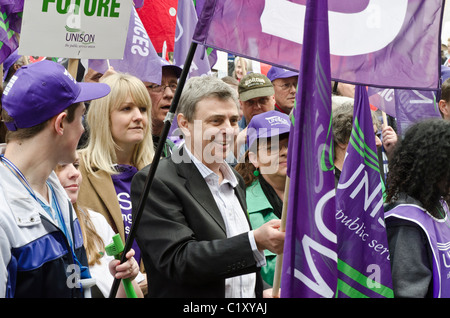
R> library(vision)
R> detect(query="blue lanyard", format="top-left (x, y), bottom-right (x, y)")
top-left (0, 154), bottom-right (90, 280)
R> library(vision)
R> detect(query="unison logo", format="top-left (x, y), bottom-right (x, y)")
top-left (65, 30), bottom-right (95, 44)
top-left (64, 4), bottom-right (96, 45)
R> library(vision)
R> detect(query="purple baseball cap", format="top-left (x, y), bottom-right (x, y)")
top-left (2, 49), bottom-right (21, 81)
top-left (246, 110), bottom-right (291, 150)
top-left (161, 57), bottom-right (182, 78)
top-left (267, 66), bottom-right (299, 82)
top-left (2, 60), bottom-right (111, 131)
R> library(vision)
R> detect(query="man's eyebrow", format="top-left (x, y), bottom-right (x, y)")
top-left (205, 114), bottom-right (225, 121)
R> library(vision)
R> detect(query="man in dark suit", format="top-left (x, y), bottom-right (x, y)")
top-left (131, 76), bottom-right (285, 298)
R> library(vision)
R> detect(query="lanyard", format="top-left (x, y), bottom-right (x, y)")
top-left (1, 155), bottom-right (65, 231)
top-left (0, 154), bottom-right (90, 279)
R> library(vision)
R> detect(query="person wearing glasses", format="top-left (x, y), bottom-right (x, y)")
top-left (266, 66), bottom-right (299, 115)
top-left (234, 73), bottom-right (276, 164)
top-left (142, 58), bottom-right (182, 156)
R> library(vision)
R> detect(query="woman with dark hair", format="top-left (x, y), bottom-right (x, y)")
top-left (384, 118), bottom-right (450, 298)
top-left (235, 110), bottom-right (290, 287)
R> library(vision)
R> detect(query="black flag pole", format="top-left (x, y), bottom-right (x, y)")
top-left (108, 42), bottom-right (198, 298)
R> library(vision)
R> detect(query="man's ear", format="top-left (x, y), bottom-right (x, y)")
top-left (53, 112), bottom-right (67, 135)
top-left (177, 113), bottom-right (190, 137)
top-left (438, 99), bottom-right (449, 118)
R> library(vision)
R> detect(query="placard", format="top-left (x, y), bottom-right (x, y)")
top-left (19, 0), bottom-right (132, 59)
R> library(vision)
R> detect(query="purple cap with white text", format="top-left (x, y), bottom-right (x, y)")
top-left (246, 110), bottom-right (290, 150)
top-left (2, 60), bottom-right (111, 131)
top-left (267, 66), bottom-right (299, 82)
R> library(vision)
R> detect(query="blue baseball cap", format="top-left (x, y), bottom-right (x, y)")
top-left (267, 66), bottom-right (298, 82)
top-left (246, 110), bottom-right (291, 150)
top-left (2, 60), bottom-right (111, 131)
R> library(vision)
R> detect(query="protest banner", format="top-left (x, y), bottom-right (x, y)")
top-left (19, 0), bottom-right (132, 59)
top-left (193, 0), bottom-right (444, 90)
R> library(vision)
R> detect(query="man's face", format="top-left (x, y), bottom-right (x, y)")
top-left (61, 103), bottom-right (86, 165)
top-left (143, 68), bottom-right (178, 135)
top-left (240, 95), bottom-right (275, 124)
top-left (272, 76), bottom-right (298, 114)
top-left (179, 97), bottom-right (240, 169)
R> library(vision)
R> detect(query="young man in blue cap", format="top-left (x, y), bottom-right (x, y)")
top-left (267, 66), bottom-right (298, 115)
top-left (0, 60), bottom-right (133, 297)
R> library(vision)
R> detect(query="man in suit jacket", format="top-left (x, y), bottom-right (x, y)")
top-left (131, 76), bottom-right (285, 298)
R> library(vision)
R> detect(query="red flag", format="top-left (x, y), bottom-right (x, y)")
top-left (137, 0), bottom-right (178, 54)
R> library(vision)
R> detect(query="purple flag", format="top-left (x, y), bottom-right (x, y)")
top-left (280, 0), bottom-right (337, 298)
top-left (394, 89), bottom-right (440, 135)
top-left (369, 87), bottom-right (440, 136)
top-left (193, 0), bottom-right (443, 90)
top-left (133, 0), bottom-right (144, 9)
top-left (368, 87), bottom-right (397, 118)
top-left (89, 7), bottom-right (162, 84)
top-left (173, 0), bottom-right (212, 78)
top-left (0, 0), bottom-right (23, 33)
top-left (0, 5), bottom-right (19, 65)
top-left (335, 85), bottom-right (394, 298)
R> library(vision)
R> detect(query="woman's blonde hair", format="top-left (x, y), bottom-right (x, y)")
top-left (80, 72), bottom-right (154, 175)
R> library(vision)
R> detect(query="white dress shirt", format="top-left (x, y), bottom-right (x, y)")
top-left (184, 146), bottom-right (266, 298)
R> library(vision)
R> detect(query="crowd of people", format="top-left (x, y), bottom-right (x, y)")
top-left (2, 45), bottom-right (450, 299)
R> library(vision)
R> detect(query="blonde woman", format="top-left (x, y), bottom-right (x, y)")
top-left (55, 153), bottom-right (143, 298)
top-left (78, 72), bottom-right (154, 294)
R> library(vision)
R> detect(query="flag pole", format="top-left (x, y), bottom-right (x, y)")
top-left (382, 111), bottom-right (388, 128)
top-left (108, 41), bottom-right (198, 298)
top-left (68, 58), bottom-right (79, 79)
top-left (271, 176), bottom-right (289, 297)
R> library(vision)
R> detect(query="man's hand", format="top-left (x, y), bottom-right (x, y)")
top-left (253, 219), bottom-right (285, 255)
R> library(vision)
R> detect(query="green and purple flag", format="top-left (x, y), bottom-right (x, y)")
top-left (193, 0), bottom-right (444, 90)
top-left (0, 0), bottom-right (22, 64)
top-left (0, 0), bottom-right (22, 32)
top-left (335, 85), bottom-right (394, 298)
top-left (280, 0), bottom-right (338, 298)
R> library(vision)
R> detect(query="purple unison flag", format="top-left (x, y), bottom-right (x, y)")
top-left (89, 7), bottom-right (162, 84)
top-left (280, 0), bottom-right (337, 298)
top-left (335, 85), bottom-right (394, 298)
top-left (173, 0), bottom-right (212, 78)
top-left (193, 0), bottom-right (443, 90)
